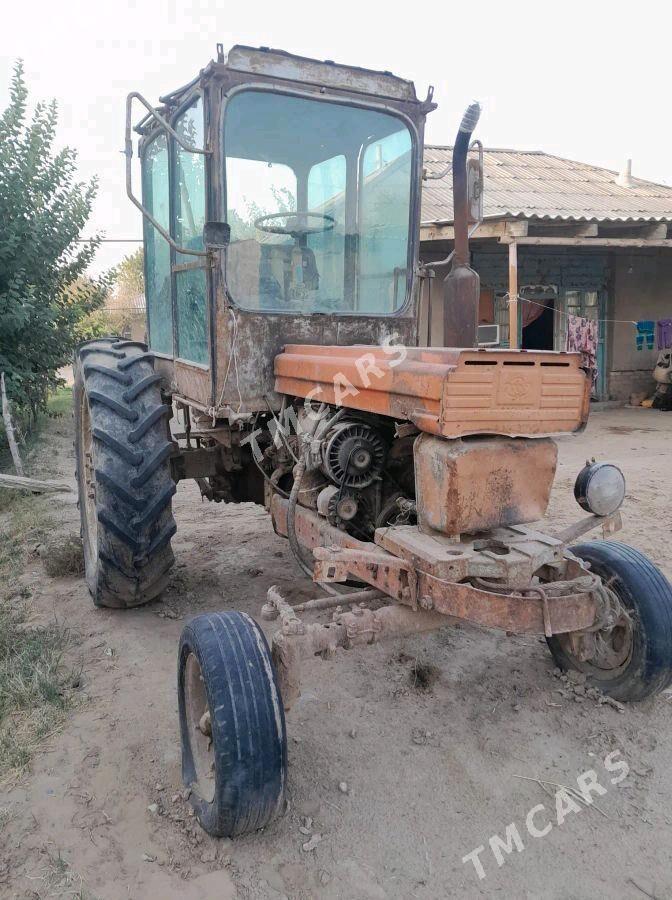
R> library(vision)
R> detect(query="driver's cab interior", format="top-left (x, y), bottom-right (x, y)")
top-left (224, 89), bottom-right (414, 316)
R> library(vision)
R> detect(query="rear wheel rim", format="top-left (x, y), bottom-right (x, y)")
top-left (184, 653), bottom-right (216, 803)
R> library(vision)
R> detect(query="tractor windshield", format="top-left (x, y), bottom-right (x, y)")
top-left (223, 90), bottom-right (413, 315)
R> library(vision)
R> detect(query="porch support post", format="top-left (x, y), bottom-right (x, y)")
top-left (508, 240), bottom-right (519, 349)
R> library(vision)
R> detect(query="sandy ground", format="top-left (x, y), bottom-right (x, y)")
top-left (1, 405), bottom-right (671, 900)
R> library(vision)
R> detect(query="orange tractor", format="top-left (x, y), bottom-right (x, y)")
top-left (74, 45), bottom-right (672, 838)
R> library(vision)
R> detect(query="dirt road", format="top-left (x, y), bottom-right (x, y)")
top-left (1, 406), bottom-right (671, 899)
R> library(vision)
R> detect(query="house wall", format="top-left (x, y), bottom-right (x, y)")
top-left (608, 252), bottom-right (672, 401)
top-left (471, 247), bottom-right (609, 295)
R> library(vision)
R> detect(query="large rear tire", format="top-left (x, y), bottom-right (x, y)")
top-left (547, 541), bottom-right (672, 701)
top-left (74, 337), bottom-right (176, 608)
top-left (178, 611), bottom-right (287, 837)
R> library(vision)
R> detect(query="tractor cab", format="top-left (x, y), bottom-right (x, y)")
top-left (127, 45), bottom-right (435, 414)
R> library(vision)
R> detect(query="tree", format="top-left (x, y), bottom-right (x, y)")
top-left (114, 248), bottom-right (144, 305)
top-left (0, 60), bottom-right (110, 425)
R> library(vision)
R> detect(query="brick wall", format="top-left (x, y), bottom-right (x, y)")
top-left (608, 369), bottom-right (655, 402)
top-left (471, 247), bottom-right (609, 293)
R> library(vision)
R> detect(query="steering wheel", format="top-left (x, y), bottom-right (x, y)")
top-left (254, 211), bottom-right (335, 238)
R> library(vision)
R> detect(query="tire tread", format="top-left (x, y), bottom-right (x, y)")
top-left (178, 611), bottom-right (287, 838)
top-left (74, 338), bottom-right (176, 608)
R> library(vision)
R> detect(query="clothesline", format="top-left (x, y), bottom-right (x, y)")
top-left (502, 293), bottom-right (638, 327)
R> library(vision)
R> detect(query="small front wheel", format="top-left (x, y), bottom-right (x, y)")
top-left (178, 611), bottom-right (287, 837)
top-left (547, 541), bottom-right (672, 702)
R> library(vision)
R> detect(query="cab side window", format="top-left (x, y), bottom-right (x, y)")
top-left (142, 133), bottom-right (172, 355)
top-left (173, 98), bottom-right (208, 365)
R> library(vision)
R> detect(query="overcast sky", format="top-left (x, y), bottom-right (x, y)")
top-left (3, 0), bottom-right (671, 275)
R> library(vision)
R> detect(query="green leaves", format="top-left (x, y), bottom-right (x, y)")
top-left (0, 60), bottom-right (107, 423)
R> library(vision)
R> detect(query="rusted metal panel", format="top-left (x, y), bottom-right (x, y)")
top-left (274, 345), bottom-right (590, 437)
top-left (312, 544), bottom-right (595, 635)
top-left (223, 46), bottom-right (419, 103)
top-left (375, 522), bottom-right (565, 586)
top-left (270, 497), bottom-right (598, 635)
top-left (152, 355), bottom-right (175, 387)
top-left (414, 434), bottom-right (557, 535)
top-left (175, 360), bottom-right (211, 409)
top-left (215, 310), bottom-right (416, 414)
top-left (150, 358), bottom-right (213, 411)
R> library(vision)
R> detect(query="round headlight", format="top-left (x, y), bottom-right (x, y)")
top-left (574, 461), bottom-right (626, 517)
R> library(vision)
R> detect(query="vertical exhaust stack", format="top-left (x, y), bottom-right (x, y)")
top-left (443, 102), bottom-right (481, 347)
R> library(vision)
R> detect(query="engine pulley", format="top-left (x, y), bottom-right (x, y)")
top-left (317, 484), bottom-right (359, 528)
top-left (321, 421), bottom-right (386, 488)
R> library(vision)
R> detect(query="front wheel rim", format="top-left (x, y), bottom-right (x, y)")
top-left (184, 653), bottom-right (216, 803)
top-left (558, 605), bottom-right (635, 680)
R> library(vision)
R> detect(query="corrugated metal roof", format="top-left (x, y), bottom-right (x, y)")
top-left (422, 147), bottom-right (672, 225)
top-left (106, 292), bottom-right (146, 313)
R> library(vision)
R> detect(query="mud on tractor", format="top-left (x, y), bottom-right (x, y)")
top-left (74, 45), bottom-right (672, 838)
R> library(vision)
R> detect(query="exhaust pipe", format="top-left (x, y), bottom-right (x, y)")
top-left (443, 101), bottom-right (481, 347)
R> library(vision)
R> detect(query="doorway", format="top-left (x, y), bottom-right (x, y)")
top-left (522, 301), bottom-right (555, 349)
top-left (520, 285), bottom-right (557, 351)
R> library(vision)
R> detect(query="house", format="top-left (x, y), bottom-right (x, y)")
top-left (104, 290), bottom-right (147, 344)
top-left (419, 148), bottom-right (672, 401)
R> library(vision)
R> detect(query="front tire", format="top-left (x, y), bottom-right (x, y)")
top-left (74, 337), bottom-right (176, 608)
top-left (547, 541), bottom-right (672, 701)
top-left (178, 611), bottom-right (287, 837)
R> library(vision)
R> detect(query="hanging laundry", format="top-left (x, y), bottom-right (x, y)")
top-left (657, 318), bottom-right (672, 350)
top-left (566, 314), bottom-right (598, 388)
top-left (636, 320), bottom-right (655, 351)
